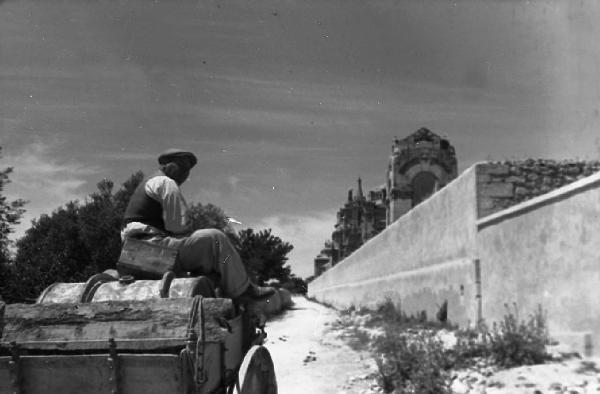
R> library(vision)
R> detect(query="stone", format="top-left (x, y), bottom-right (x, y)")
top-left (480, 164), bottom-right (510, 176)
top-left (451, 379), bottom-right (470, 394)
top-left (505, 176), bottom-right (526, 184)
top-left (548, 382), bottom-right (563, 390)
top-left (540, 168), bottom-right (556, 176)
top-left (515, 186), bottom-right (530, 196)
top-left (526, 172), bottom-right (539, 181)
top-left (479, 183), bottom-right (514, 198)
top-left (477, 174), bottom-right (491, 183)
top-left (565, 166), bottom-right (582, 176)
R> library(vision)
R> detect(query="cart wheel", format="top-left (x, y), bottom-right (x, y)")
top-left (235, 345), bottom-right (277, 394)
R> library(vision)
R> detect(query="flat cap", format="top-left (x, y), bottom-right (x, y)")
top-left (158, 149), bottom-right (197, 168)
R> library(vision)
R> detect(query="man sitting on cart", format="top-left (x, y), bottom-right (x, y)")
top-left (121, 148), bottom-right (275, 302)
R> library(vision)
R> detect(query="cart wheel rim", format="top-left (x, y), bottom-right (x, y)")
top-left (236, 345), bottom-right (277, 394)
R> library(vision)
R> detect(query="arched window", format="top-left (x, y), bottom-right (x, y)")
top-left (411, 172), bottom-right (438, 206)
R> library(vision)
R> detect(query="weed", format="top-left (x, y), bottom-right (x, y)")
top-left (486, 304), bottom-right (550, 367)
top-left (362, 298), bottom-right (454, 330)
top-left (365, 301), bottom-right (550, 392)
top-left (346, 326), bottom-right (372, 351)
top-left (313, 296), bottom-right (551, 392)
top-left (449, 304), bottom-right (550, 368)
top-left (374, 328), bottom-right (452, 393)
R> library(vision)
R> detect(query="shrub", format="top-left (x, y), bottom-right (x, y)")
top-left (486, 304), bottom-right (550, 367)
top-left (374, 329), bottom-right (452, 394)
top-left (450, 304), bottom-right (550, 368)
top-left (320, 298), bottom-right (551, 393)
top-left (367, 301), bottom-right (550, 392)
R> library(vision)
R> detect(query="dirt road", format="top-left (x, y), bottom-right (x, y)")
top-left (264, 297), bottom-right (600, 394)
top-left (264, 296), bottom-right (381, 394)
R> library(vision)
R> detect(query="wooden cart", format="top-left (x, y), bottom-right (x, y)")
top-left (0, 239), bottom-right (278, 394)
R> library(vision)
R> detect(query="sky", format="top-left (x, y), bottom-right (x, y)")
top-left (1, 0), bottom-right (599, 278)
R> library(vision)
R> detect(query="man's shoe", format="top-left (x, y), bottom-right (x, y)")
top-left (238, 283), bottom-right (276, 302)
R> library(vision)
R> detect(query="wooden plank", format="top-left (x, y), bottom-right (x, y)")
top-left (2, 298), bottom-right (195, 346)
top-left (21, 355), bottom-right (112, 394)
top-left (0, 301), bottom-right (4, 339)
top-left (1, 338), bottom-right (188, 352)
top-left (202, 298), bottom-right (235, 344)
top-left (0, 357), bottom-right (11, 394)
top-left (1, 297), bottom-right (234, 351)
top-left (120, 354), bottom-right (183, 394)
top-left (0, 354), bottom-right (183, 394)
top-left (224, 315), bottom-right (243, 371)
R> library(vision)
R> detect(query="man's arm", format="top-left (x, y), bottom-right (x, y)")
top-left (145, 175), bottom-right (192, 235)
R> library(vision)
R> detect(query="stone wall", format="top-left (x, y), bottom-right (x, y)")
top-left (309, 163), bottom-right (600, 354)
top-left (477, 172), bottom-right (600, 355)
top-left (308, 166), bottom-right (479, 326)
top-left (477, 159), bottom-right (600, 218)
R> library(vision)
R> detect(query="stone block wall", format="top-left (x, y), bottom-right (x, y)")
top-left (477, 159), bottom-right (600, 218)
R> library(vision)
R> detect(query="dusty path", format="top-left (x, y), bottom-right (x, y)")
top-left (263, 297), bottom-right (600, 394)
top-left (264, 296), bottom-right (381, 394)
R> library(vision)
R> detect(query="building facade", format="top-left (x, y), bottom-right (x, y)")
top-left (313, 128), bottom-right (458, 276)
top-left (386, 127), bottom-right (458, 223)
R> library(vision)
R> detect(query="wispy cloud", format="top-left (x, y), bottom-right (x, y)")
top-left (256, 211), bottom-right (337, 279)
top-left (2, 141), bottom-right (100, 240)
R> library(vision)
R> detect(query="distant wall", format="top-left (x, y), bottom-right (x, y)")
top-left (477, 172), bottom-right (600, 351)
top-left (309, 166), bottom-right (480, 326)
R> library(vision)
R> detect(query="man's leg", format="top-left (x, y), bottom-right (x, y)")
top-left (149, 228), bottom-right (274, 300)
top-left (156, 229), bottom-right (249, 298)
top-left (181, 229), bottom-right (251, 298)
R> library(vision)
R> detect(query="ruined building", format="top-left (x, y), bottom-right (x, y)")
top-left (314, 128), bottom-right (458, 276)
top-left (385, 127), bottom-right (458, 223)
top-left (331, 178), bottom-right (387, 261)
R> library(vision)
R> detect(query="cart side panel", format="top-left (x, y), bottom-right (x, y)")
top-left (0, 357), bottom-right (11, 394)
top-left (0, 354), bottom-right (183, 394)
top-left (224, 315), bottom-right (243, 372)
top-left (121, 354), bottom-right (183, 394)
top-left (199, 342), bottom-right (224, 394)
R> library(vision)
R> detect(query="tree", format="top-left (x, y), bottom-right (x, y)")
top-left (188, 202), bottom-right (239, 245)
top-left (237, 228), bottom-right (294, 285)
top-left (0, 147), bottom-right (27, 299)
top-left (6, 172), bottom-right (143, 302)
top-left (78, 172), bottom-right (144, 273)
top-left (10, 202), bottom-right (92, 301)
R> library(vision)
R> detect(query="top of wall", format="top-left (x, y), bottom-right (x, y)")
top-left (476, 159), bottom-right (600, 218)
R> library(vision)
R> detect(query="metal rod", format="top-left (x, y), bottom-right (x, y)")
top-left (107, 338), bottom-right (120, 394)
top-left (474, 259), bottom-right (483, 325)
top-left (8, 341), bottom-right (22, 394)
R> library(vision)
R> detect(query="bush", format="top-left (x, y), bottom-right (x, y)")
top-left (316, 297), bottom-right (551, 393)
top-left (374, 329), bottom-right (452, 394)
top-left (450, 304), bottom-right (550, 368)
top-left (487, 304), bottom-right (550, 367)
top-left (359, 301), bottom-right (550, 392)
